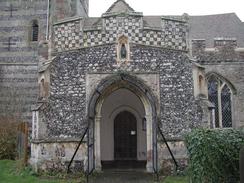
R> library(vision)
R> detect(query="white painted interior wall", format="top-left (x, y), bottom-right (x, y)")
top-left (100, 88), bottom-right (147, 161)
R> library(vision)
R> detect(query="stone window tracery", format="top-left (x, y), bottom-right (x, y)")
top-left (207, 76), bottom-right (233, 128)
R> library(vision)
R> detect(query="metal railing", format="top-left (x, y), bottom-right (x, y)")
top-left (157, 125), bottom-right (179, 172)
top-left (67, 126), bottom-right (88, 174)
top-left (67, 123), bottom-right (179, 182)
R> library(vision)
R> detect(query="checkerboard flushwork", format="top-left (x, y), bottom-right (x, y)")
top-left (54, 16), bottom-right (187, 52)
top-left (54, 21), bottom-right (81, 52)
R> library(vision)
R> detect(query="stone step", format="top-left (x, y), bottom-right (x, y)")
top-left (89, 171), bottom-right (157, 183)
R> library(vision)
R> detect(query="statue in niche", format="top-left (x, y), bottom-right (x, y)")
top-left (117, 35), bottom-right (129, 62)
top-left (120, 43), bottom-right (127, 59)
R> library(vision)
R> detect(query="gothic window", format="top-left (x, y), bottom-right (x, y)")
top-left (31, 20), bottom-right (39, 42)
top-left (221, 85), bottom-right (232, 127)
top-left (207, 76), bottom-right (233, 128)
top-left (208, 78), bottom-right (219, 127)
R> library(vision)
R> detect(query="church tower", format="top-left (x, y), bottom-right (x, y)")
top-left (0, 0), bottom-right (49, 123)
top-left (0, 0), bottom-right (89, 124)
top-left (50, 0), bottom-right (89, 22)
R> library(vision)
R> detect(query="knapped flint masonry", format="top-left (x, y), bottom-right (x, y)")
top-left (0, 0), bottom-right (243, 174)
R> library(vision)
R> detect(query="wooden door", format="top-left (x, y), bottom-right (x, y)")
top-left (114, 111), bottom-right (137, 160)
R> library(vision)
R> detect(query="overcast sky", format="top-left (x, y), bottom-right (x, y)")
top-left (89, 0), bottom-right (244, 21)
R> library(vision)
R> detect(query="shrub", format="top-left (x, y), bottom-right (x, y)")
top-left (185, 128), bottom-right (244, 183)
top-left (0, 117), bottom-right (19, 159)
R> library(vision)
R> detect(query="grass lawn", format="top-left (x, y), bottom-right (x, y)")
top-left (0, 160), bottom-right (188, 183)
top-left (0, 160), bottom-right (83, 183)
top-left (163, 176), bottom-right (189, 183)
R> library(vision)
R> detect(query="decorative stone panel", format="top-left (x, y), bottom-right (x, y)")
top-left (54, 20), bottom-right (81, 52)
top-left (158, 141), bottom-right (188, 174)
top-left (53, 15), bottom-right (188, 52)
top-left (161, 18), bottom-right (187, 50)
top-left (104, 16), bottom-right (142, 32)
top-left (30, 142), bottom-right (86, 172)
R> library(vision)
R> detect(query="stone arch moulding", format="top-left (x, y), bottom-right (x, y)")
top-left (205, 72), bottom-right (237, 94)
top-left (109, 105), bottom-right (143, 121)
top-left (87, 73), bottom-right (159, 173)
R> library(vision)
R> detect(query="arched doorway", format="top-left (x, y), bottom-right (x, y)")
top-left (87, 74), bottom-right (158, 173)
top-left (100, 88), bottom-right (146, 169)
top-left (114, 111), bottom-right (137, 160)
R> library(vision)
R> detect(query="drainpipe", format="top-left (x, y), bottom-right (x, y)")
top-left (46, 0), bottom-right (50, 40)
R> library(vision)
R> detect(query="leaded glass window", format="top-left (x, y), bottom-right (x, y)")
top-left (221, 85), bottom-right (232, 127)
top-left (207, 76), bottom-right (232, 128)
top-left (208, 78), bottom-right (219, 127)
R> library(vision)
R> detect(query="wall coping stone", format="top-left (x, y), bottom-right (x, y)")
top-left (31, 139), bottom-right (86, 144)
top-left (102, 12), bottom-right (143, 18)
top-left (161, 16), bottom-right (187, 23)
top-left (53, 16), bottom-right (83, 26)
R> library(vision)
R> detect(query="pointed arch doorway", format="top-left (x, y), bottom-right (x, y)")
top-left (100, 88), bottom-right (146, 169)
top-left (87, 74), bottom-right (158, 173)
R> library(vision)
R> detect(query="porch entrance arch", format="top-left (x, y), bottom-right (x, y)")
top-left (87, 74), bottom-right (158, 173)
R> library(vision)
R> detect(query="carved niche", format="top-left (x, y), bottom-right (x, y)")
top-left (117, 35), bottom-right (130, 63)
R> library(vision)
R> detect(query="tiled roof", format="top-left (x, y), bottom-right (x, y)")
top-left (83, 0), bottom-right (244, 48)
top-left (189, 13), bottom-right (244, 47)
top-left (142, 13), bottom-right (244, 47)
top-left (101, 1), bottom-right (244, 47)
